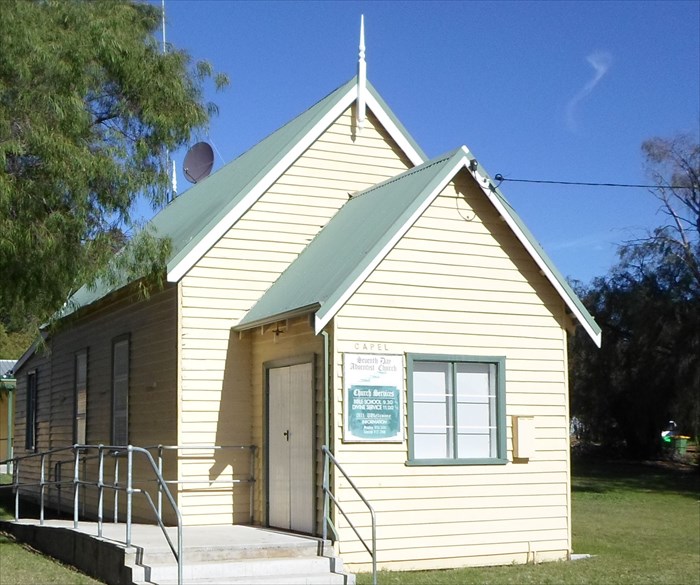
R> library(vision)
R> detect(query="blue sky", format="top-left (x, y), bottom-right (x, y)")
top-left (152, 0), bottom-right (699, 285)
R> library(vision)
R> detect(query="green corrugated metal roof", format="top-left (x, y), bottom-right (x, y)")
top-left (158, 78), bottom-right (356, 276)
top-left (55, 77), bottom-right (428, 319)
top-left (236, 147), bottom-right (602, 346)
top-left (235, 148), bottom-right (465, 330)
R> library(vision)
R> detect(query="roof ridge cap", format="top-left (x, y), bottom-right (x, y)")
top-left (348, 149), bottom-right (462, 202)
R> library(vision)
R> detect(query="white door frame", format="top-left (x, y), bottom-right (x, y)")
top-left (264, 355), bottom-right (316, 534)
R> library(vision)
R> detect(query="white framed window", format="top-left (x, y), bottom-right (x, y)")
top-left (25, 370), bottom-right (37, 451)
top-left (407, 354), bottom-right (506, 465)
top-left (74, 349), bottom-right (88, 445)
top-left (111, 336), bottom-right (129, 446)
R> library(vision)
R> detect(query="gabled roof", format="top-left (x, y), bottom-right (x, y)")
top-left (235, 148), bottom-right (602, 347)
top-left (56, 77), bottom-right (427, 318)
top-left (160, 77), bottom-right (426, 283)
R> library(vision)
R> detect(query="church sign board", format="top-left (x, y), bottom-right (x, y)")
top-left (343, 353), bottom-right (403, 442)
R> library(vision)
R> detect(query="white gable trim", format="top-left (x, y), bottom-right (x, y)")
top-left (314, 151), bottom-right (470, 334)
top-left (167, 86), bottom-right (357, 283)
top-left (313, 145), bottom-right (600, 347)
top-left (471, 168), bottom-right (602, 347)
top-left (167, 82), bottom-right (425, 283)
top-left (365, 92), bottom-right (424, 166)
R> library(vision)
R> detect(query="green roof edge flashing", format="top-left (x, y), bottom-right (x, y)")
top-left (235, 149), bottom-right (465, 331)
top-left (313, 150), bottom-right (464, 330)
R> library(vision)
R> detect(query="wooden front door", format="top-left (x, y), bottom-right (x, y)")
top-left (267, 362), bottom-right (314, 533)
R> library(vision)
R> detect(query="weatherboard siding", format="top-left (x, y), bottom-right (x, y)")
top-left (12, 287), bottom-right (178, 523)
top-left (331, 173), bottom-right (573, 570)
top-left (177, 107), bottom-right (412, 525)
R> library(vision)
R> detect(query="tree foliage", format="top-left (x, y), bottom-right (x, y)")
top-left (0, 323), bottom-right (34, 360)
top-left (0, 0), bottom-right (227, 330)
top-left (570, 134), bottom-right (700, 457)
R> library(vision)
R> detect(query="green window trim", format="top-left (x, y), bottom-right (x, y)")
top-left (25, 370), bottom-right (38, 452)
top-left (406, 353), bottom-right (507, 466)
top-left (111, 335), bottom-right (130, 446)
top-left (74, 349), bottom-right (88, 445)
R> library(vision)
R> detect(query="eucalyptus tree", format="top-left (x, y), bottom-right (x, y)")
top-left (0, 0), bottom-right (227, 330)
top-left (570, 133), bottom-right (700, 457)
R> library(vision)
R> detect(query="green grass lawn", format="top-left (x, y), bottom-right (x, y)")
top-left (357, 460), bottom-right (700, 585)
top-left (1, 461), bottom-right (698, 584)
top-left (0, 475), bottom-right (105, 584)
top-left (0, 533), bottom-right (104, 585)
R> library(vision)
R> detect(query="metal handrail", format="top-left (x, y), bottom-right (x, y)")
top-left (148, 444), bottom-right (256, 524)
top-left (321, 445), bottom-right (376, 585)
top-left (0, 443), bottom-right (258, 585)
top-left (0, 444), bottom-right (184, 585)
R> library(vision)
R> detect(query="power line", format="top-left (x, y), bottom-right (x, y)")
top-left (493, 174), bottom-right (688, 190)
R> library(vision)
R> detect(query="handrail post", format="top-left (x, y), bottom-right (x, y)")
top-left (73, 446), bottom-right (80, 529)
top-left (126, 445), bottom-right (133, 547)
top-left (371, 512), bottom-right (377, 585)
top-left (40, 452), bottom-right (46, 525)
top-left (249, 446), bottom-right (255, 524)
top-left (13, 457), bottom-right (20, 520)
top-left (322, 448), bottom-right (329, 542)
top-left (322, 445), bottom-right (377, 585)
top-left (55, 462), bottom-right (62, 517)
top-left (157, 445), bottom-right (163, 520)
top-left (97, 445), bottom-right (104, 538)
top-left (113, 455), bottom-right (119, 523)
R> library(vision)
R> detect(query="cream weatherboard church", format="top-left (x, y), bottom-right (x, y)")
top-left (12, 21), bottom-right (600, 574)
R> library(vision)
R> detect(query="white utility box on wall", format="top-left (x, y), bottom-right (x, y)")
top-left (513, 416), bottom-right (535, 460)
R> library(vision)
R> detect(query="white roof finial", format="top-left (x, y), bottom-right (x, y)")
top-left (357, 14), bottom-right (367, 132)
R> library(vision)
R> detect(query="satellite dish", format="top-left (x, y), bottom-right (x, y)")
top-left (183, 142), bottom-right (214, 184)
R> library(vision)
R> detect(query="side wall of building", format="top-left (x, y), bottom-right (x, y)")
top-left (331, 173), bottom-right (574, 570)
top-left (12, 287), bottom-right (178, 523)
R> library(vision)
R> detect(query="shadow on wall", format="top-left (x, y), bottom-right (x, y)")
top-left (208, 329), bottom-right (254, 523)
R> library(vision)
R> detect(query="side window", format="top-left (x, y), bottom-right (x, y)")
top-left (74, 349), bottom-right (88, 445)
top-left (111, 337), bottom-right (129, 446)
top-left (407, 354), bottom-right (506, 465)
top-left (26, 371), bottom-right (37, 451)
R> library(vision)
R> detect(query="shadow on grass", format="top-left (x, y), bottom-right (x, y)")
top-left (572, 457), bottom-right (700, 500)
top-left (0, 485), bottom-right (77, 522)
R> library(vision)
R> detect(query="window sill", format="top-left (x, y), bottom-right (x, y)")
top-left (406, 457), bottom-right (508, 466)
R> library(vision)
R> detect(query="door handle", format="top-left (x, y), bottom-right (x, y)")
top-left (283, 430), bottom-right (290, 441)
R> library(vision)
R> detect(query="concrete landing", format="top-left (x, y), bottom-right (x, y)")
top-left (0, 519), bottom-right (355, 585)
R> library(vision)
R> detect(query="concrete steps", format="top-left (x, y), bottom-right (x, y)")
top-left (127, 529), bottom-right (354, 585)
top-left (135, 557), bottom-right (353, 584)
top-left (0, 520), bottom-right (355, 585)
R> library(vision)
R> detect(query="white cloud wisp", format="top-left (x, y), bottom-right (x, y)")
top-left (566, 51), bottom-right (612, 131)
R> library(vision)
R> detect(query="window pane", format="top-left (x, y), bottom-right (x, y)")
top-left (75, 350), bottom-right (87, 444)
top-left (75, 416), bottom-right (86, 446)
top-left (413, 362), bottom-right (450, 399)
top-left (457, 434), bottom-right (491, 458)
top-left (113, 414), bottom-right (127, 446)
top-left (456, 362), bottom-right (491, 402)
top-left (414, 432), bottom-right (449, 459)
top-left (112, 339), bottom-right (129, 445)
top-left (412, 361), bottom-right (452, 458)
top-left (414, 402), bottom-right (448, 429)
top-left (26, 372), bottom-right (37, 450)
top-left (457, 403), bottom-right (490, 430)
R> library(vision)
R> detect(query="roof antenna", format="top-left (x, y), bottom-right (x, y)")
top-left (161, 0), bottom-right (177, 201)
top-left (357, 14), bottom-right (367, 132)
